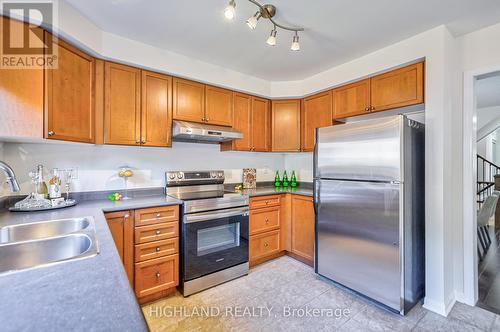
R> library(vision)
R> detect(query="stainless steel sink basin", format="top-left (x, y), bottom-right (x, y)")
top-left (0, 233), bottom-right (98, 274)
top-left (0, 217), bottom-right (90, 244)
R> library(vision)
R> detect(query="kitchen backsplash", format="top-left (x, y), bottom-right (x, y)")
top-left (0, 141), bottom-right (313, 195)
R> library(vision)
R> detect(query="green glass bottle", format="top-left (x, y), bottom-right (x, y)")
top-left (291, 171), bottom-right (297, 188)
top-left (282, 170), bottom-right (289, 187)
top-left (274, 171), bottom-right (281, 188)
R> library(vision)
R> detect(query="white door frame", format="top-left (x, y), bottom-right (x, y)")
top-left (463, 65), bottom-right (500, 306)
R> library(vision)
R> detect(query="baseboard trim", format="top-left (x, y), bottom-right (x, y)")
top-left (423, 292), bottom-right (456, 316)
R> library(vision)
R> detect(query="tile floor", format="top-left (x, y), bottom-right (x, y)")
top-left (142, 256), bottom-right (500, 331)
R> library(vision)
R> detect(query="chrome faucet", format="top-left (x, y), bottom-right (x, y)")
top-left (0, 161), bottom-right (20, 192)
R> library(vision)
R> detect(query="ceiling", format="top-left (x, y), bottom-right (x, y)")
top-left (65, 0), bottom-right (500, 81)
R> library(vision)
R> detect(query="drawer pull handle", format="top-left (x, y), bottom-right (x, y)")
top-left (156, 272), bottom-right (161, 278)
top-left (155, 247), bottom-right (161, 252)
top-left (264, 242), bottom-right (269, 248)
top-left (156, 213), bottom-right (161, 218)
top-left (265, 218), bottom-right (269, 224)
top-left (155, 230), bottom-right (161, 235)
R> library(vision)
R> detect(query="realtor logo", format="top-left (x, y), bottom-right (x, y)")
top-left (1, 0), bottom-right (58, 69)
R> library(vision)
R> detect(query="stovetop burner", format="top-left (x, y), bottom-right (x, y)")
top-left (165, 171), bottom-right (248, 214)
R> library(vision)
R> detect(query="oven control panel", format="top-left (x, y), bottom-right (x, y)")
top-left (166, 170), bottom-right (224, 186)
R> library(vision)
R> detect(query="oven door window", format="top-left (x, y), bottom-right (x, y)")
top-left (197, 223), bottom-right (240, 256)
top-left (183, 211), bottom-right (249, 281)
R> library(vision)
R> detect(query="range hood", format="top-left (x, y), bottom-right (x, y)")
top-left (172, 120), bottom-right (243, 143)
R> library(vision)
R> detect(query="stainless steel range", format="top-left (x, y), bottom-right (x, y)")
top-left (166, 170), bottom-right (249, 296)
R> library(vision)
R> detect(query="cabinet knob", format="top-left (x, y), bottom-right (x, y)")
top-left (370, 106), bottom-right (375, 111)
top-left (48, 131), bottom-right (55, 137)
top-left (265, 218), bottom-right (269, 223)
top-left (264, 242), bottom-right (269, 248)
top-left (202, 117), bottom-right (206, 122)
top-left (364, 107), bottom-right (370, 112)
top-left (156, 272), bottom-right (161, 278)
top-left (124, 214), bottom-right (129, 219)
top-left (156, 213), bottom-right (161, 218)
top-left (135, 141), bottom-right (141, 145)
top-left (155, 247), bottom-right (161, 252)
top-left (205, 118), bottom-right (210, 122)
top-left (155, 230), bottom-right (161, 235)
top-left (265, 201), bottom-right (269, 205)
top-left (141, 139), bottom-right (146, 144)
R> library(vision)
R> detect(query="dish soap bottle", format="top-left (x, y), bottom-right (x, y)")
top-left (274, 171), bottom-right (281, 188)
top-left (291, 171), bottom-right (297, 188)
top-left (282, 170), bottom-right (289, 187)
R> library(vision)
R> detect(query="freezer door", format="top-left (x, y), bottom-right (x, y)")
top-left (315, 116), bottom-right (402, 182)
top-left (315, 179), bottom-right (401, 311)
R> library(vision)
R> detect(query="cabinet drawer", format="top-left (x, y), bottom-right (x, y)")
top-left (135, 238), bottom-right (178, 263)
top-left (135, 222), bottom-right (178, 244)
top-left (250, 206), bottom-right (280, 235)
top-left (135, 254), bottom-right (179, 298)
top-left (250, 195), bottom-right (281, 210)
top-left (249, 230), bottom-right (280, 262)
top-left (134, 205), bottom-right (179, 227)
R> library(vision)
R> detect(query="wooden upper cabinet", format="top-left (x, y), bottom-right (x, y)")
top-left (45, 34), bottom-right (95, 143)
top-left (291, 195), bottom-right (314, 265)
top-left (301, 91), bottom-right (333, 152)
top-left (0, 17), bottom-right (43, 138)
top-left (333, 79), bottom-right (371, 119)
top-left (370, 62), bottom-right (424, 112)
top-left (252, 97), bottom-right (270, 152)
top-left (231, 93), bottom-right (252, 151)
top-left (104, 62), bottom-right (141, 145)
top-left (172, 78), bottom-right (205, 123)
top-left (272, 100), bottom-right (301, 152)
top-left (105, 210), bottom-right (134, 286)
top-left (141, 71), bottom-right (172, 147)
top-left (205, 85), bottom-right (233, 126)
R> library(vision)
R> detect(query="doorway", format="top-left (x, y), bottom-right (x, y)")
top-left (463, 68), bottom-right (500, 313)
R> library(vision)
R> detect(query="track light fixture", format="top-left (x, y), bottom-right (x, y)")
top-left (224, 0), bottom-right (304, 51)
top-left (291, 32), bottom-right (300, 51)
top-left (224, 0), bottom-right (236, 20)
top-left (246, 11), bottom-right (261, 29)
top-left (266, 27), bottom-right (277, 46)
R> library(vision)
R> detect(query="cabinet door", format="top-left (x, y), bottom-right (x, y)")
top-left (291, 195), bottom-right (314, 265)
top-left (205, 85), bottom-right (233, 126)
top-left (45, 34), bottom-right (95, 143)
top-left (172, 78), bottom-right (205, 123)
top-left (252, 97), bottom-right (271, 152)
top-left (0, 17), bottom-right (43, 138)
top-left (271, 100), bottom-right (301, 152)
top-left (232, 93), bottom-right (252, 151)
top-left (104, 62), bottom-right (141, 145)
top-left (370, 62), bottom-right (424, 112)
top-left (141, 71), bottom-right (172, 147)
top-left (333, 79), bottom-right (371, 119)
top-left (301, 91), bottom-right (333, 152)
top-left (105, 210), bottom-right (134, 286)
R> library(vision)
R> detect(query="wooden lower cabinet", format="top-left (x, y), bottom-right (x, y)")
top-left (105, 205), bottom-right (180, 304)
top-left (290, 195), bottom-right (315, 265)
top-left (135, 254), bottom-right (179, 298)
top-left (249, 193), bottom-right (315, 267)
top-left (104, 210), bottom-right (134, 286)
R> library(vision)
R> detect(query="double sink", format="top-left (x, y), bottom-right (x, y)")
top-left (0, 217), bottom-right (99, 274)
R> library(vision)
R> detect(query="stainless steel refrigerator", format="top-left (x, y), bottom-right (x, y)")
top-left (314, 115), bottom-right (425, 315)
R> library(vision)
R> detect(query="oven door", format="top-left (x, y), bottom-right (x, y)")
top-left (182, 206), bottom-right (249, 281)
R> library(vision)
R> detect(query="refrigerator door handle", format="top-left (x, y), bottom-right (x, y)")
top-left (313, 180), bottom-right (320, 215)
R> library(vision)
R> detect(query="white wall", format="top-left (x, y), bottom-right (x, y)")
top-left (284, 153), bottom-right (314, 183)
top-left (2, 142), bottom-right (285, 194)
top-left (0, 143), bottom-right (5, 198)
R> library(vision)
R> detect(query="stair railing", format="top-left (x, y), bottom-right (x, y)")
top-left (477, 154), bottom-right (500, 209)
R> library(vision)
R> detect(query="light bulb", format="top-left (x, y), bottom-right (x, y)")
top-left (266, 28), bottom-right (277, 46)
top-left (291, 34), bottom-right (300, 51)
top-left (246, 12), bottom-right (260, 30)
top-left (224, 0), bottom-right (236, 20)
